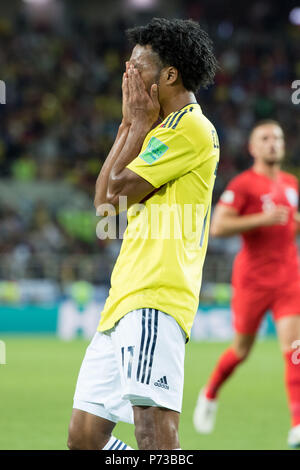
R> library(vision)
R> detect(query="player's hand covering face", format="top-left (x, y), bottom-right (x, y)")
top-left (122, 61), bottom-right (160, 128)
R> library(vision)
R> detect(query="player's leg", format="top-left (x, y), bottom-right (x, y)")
top-left (68, 409), bottom-right (116, 450)
top-left (273, 278), bottom-right (300, 447)
top-left (133, 406), bottom-right (180, 449)
top-left (205, 332), bottom-right (256, 400)
top-left (193, 332), bottom-right (255, 434)
top-left (275, 314), bottom-right (300, 447)
top-left (111, 308), bottom-right (186, 450)
top-left (193, 286), bottom-right (270, 433)
top-left (67, 331), bottom-right (134, 450)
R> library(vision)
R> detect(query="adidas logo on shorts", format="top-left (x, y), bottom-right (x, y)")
top-left (154, 376), bottom-right (169, 390)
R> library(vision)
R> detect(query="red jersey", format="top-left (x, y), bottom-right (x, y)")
top-left (219, 168), bottom-right (300, 289)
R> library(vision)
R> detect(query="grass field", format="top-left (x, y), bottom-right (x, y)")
top-left (0, 336), bottom-right (290, 450)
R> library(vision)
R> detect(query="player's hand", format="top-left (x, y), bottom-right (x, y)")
top-left (124, 63), bottom-right (160, 128)
top-left (121, 62), bottom-right (131, 126)
top-left (260, 205), bottom-right (289, 226)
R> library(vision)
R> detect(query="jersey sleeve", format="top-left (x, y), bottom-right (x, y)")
top-left (218, 176), bottom-right (248, 213)
top-left (126, 126), bottom-right (197, 189)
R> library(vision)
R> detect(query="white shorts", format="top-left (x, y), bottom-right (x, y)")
top-left (73, 308), bottom-right (186, 424)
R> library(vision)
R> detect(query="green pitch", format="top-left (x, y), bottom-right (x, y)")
top-left (0, 336), bottom-right (289, 450)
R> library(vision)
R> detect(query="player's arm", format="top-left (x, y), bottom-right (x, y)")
top-left (210, 203), bottom-right (289, 237)
top-left (94, 121), bottom-right (130, 210)
top-left (94, 122), bottom-right (155, 214)
top-left (94, 64), bottom-right (159, 215)
top-left (292, 178), bottom-right (300, 232)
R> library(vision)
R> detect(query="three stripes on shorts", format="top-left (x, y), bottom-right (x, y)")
top-left (136, 308), bottom-right (159, 385)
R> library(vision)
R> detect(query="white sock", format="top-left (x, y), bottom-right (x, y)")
top-left (173, 448), bottom-right (182, 450)
top-left (102, 435), bottom-right (134, 450)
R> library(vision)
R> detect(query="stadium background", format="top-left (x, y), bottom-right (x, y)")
top-left (0, 0), bottom-right (299, 449)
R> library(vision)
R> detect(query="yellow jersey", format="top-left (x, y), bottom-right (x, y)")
top-left (98, 103), bottom-right (219, 339)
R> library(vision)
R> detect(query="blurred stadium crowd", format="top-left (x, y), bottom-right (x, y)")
top-left (0, 0), bottom-right (299, 288)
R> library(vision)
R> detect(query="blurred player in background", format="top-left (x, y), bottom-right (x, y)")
top-left (193, 120), bottom-right (300, 448)
top-left (67, 18), bottom-right (219, 450)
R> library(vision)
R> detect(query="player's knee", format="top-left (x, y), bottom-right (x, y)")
top-left (240, 349), bottom-right (250, 360)
top-left (233, 336), bottom-right (255, 360)
top-left (67, 422), bottom-right (89, 450)
top-left (279, 328), bottom-right (300, 353)
top-left (234, 344), bottom-right (251, 360)
top-left (280, 340), bottom-right (296, 354)
top-left (67, 429), bottom-right (83, 450)
top-left (67, 425), bottom-right (104, 450)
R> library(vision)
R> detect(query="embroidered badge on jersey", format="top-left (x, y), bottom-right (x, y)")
top-left (220, 190), bottom-right (234, 204)
top-left (285, 187), bottom-right (298, 207)
top-left (139, 136), bottom-right (168, 164)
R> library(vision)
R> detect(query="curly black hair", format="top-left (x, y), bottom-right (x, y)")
top-left (126, 18), bottom-right (218, 93)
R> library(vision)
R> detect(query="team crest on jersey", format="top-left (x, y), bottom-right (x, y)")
top-left (285, 187), bottom-right (298, 207)
top-left (139, 137), bottom-right (168, 164)
top-left (220, 190), bottom-right (234, 204)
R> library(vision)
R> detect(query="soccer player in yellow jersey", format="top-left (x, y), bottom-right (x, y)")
top-left (68, 18), bottom-right (219, 450)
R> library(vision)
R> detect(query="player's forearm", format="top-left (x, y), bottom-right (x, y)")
top-left (94, 121), bottom-right (130, 210)
top-left (106, 121), bottom-right (151, 200)
top-left (210, 212), bottom-right (268, 237)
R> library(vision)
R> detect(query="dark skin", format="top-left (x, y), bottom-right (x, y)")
top-left (68, 410), bottom-right (115, 450)
top-left (68, 407), bottom-right (180, 450)
top-left (68, 45), bottom-right (193, 450)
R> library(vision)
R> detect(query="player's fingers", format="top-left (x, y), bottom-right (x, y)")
top-left (277, 205), bottom-right (289, 212)
top-left (133, 69), bottom-right (146, 94)
top-left (128, 67), bottom-right (136, 97)
top-left (122, 73), bottom-right (129, 99)
top-left (150, 83), bottom-right (159, 106)
top-left (277, 208), bottom-right (288, 216)
top-left (130, 70), bottom-right (143, 103)
top-left (125, 62), bottom-right (131, 84)
top-left (273, 207), bottom-right (288, 221)
top-left (279, 211), bottom-right (289, 221)
top-left (130, 68), bottom-right (145, 101)
top-left (278, 212), bottom-right (289, 223)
